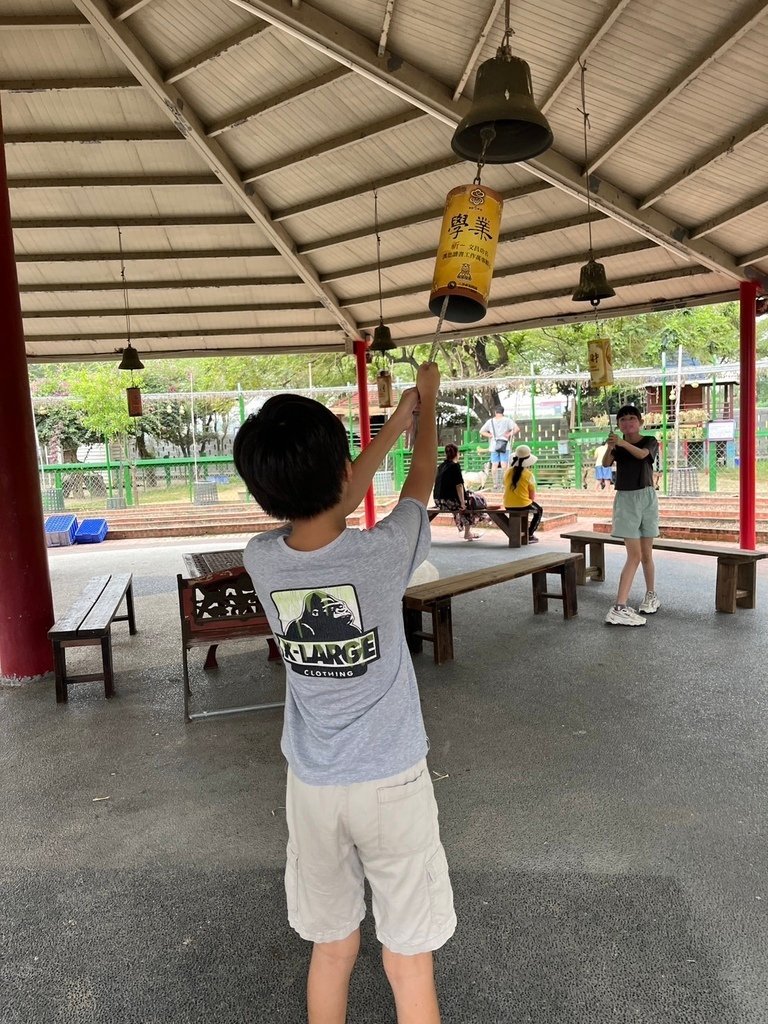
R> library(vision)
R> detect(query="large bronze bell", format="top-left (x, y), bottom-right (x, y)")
top-left (370, 321), bottom-right (396, 352)
top-left (572, 258), bottom-right (615, 307)
top-left (452, 52), bottom-right (553, 164)
top-left (117, 342), bottom-right (145, 371)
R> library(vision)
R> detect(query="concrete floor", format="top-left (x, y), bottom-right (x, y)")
top-left (1, 522), bottom-right (767, 1023)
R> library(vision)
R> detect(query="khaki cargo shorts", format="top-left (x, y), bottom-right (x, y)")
top-left (285, 759), bottom-right (456, 955)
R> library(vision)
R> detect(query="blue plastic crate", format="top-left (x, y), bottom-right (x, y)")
top-left (74, 518), bottom-right (108, 544)
top-left (44, 514), bottom-right (78, 548)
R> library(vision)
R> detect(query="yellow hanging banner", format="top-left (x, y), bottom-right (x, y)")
top-left (429, 184), bottom-right (503, 324)
top-left (587, 337), bottom-right (614, 388)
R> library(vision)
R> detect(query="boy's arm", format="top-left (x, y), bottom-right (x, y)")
top-left (602, 435), bottom-right (617, 466)
top-left (341, 388), bottom-right (418, 516)
top-left (400, 362), bottom-right (440, 505)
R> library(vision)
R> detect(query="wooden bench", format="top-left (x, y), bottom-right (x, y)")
top-left (403, 552), bottom-right (582, 664)
top-left (49, 574), bottom-right (137, 703)
top-left (560, 530), bottom-right (768, 613)
top-left (427, 506), bottom-right (531, 547)
top-left (177, 567), bottom-right (282, 721)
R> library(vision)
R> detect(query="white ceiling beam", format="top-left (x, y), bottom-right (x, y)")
top-left (377, 0), bottom-right (396, 57)
top-left (19, 275), bottom-right (301, 293)
top-left (540, 0), bottom-right (633, 113)
top-left (274, 156), bottom-right (460, 221)
top-left (15, 247), bottom-right (278, 263)
top-left (396, 290), bottom-right (739, 347)
top-left (688, 188), bottom-right (768, 240)
top-left (297, 182), bottom-right (552, 255)
top-left (72, 0), bottom-right (360, 341)
top-left (224, 0), bottom-right (758, 286)
top-left (4, 129), bottom-right (182, 144)
top-left (737, 244), bottom-right (768, 268)
top-left (164, 23), bottom-right (271, 84)
top-left (23, 300), bottom-right (322, 319)
top-left (345, 240), bottom-right (657, 306)
top-left (207, 68), bottom-right (349, 137)
top-left (453, 0), bottom-right (504, 101)
top-left (13, 215), bottom-right (254, 230)
top-left (0, 77), bottom-right (139, 92)
top-left (8, 174), bottom-right (221, 189)
top-left (114, 0), bottom-right (156, 19)
top-left (29, 341), bottom-right (346, 363)
top-left (587, 0), bottom-right (768, 174)
top-left (27, 324), bottom-right (340, 343)
top-left (639, 111), bottom-right (768, 210)
top-left (363, 266), bottom-right (712, 332)
top-left (322, 213), bottom-right (605, 283)
top-left (241, 109), bottom-right (422, 182)
top-left (0, 15), bottom-right (90, 29)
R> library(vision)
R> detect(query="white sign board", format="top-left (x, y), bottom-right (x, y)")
top-left (706, 420), bottom-right (735, 441)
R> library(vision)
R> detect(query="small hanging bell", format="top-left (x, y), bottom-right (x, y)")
top-left (370, 321), bottom-right (396, 352)
top-left (572, 258), bottom-right (615, 307)
top-left (452, 52), bottom-right (553, 164)
top-left (117, 342), bottom-right (145, 371)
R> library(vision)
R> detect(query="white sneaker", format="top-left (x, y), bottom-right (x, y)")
top-left (605, 605), bottom-right (647, 626)
top-left (639, 591), bottom-right (660, 614)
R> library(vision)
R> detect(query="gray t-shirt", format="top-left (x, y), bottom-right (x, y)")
top-left (243, 499), bottom-right (431, 786)
top-left (481, 416), bottom-right (516, 446)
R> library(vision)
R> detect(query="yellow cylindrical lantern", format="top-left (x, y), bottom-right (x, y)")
top-left (587, 338), bottom-right (614, 388)
top-left (429, 184), bottom-right (503, 324)
top-left (126, 386), bottom-right (143, 417)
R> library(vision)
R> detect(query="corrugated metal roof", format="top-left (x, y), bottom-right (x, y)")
top-left (2, 0), bottom-right (766, 361)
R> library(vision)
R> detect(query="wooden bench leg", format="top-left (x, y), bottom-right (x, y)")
top-left (125, 581), bottom-right (138, 635)
top-left (736, 561), bottom-right (757, 609)
top-left (101, 633), bottom-right (115, 698)
top-left (204, 643), bottom-right (219, 670)
top-left (532, 571), bottom-right (548, 613)
top-left (569, 540), bottom-right (588, 584)
top-left (53, 641), bottom-right (68, 704)
top-left (267, 638), bottom-right (281, 662)
top-left (430, 599), bottom-right (454, 664)
top-left (403, 606), bottom-right (423, 655)
top-left (716, 559), bottom-right (747, 613)
top-left (561, 561), bottom-right (578, 619)
top-left (589, 542), bottom-right (606, 583)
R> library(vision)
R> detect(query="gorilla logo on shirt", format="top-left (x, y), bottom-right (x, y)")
top-left (284, 590), bottom-right (362, 641)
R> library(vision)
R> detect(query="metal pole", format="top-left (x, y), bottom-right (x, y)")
top-left (673, 344), bottom-right (683, 471)
top-left (237, 383), bottom-right (246, 426)
top-left (739, 281), bottom-right (757, 549)
top-left (529, 363), bottom-right (537, 443)
top-left (104, 434), bottom-right (114, 498)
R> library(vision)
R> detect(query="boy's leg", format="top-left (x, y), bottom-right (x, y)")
top-left (307, 928), bottom-right (361, 1024)
top-left (382, 947), bottom-right (441, 1024)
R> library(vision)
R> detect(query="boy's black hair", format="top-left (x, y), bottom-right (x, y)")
top-left (616, 404), bottom-right (643, 420)
top-left (233, 394), bottom-right (350, 520)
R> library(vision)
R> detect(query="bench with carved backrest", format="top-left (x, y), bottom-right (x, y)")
top-left (177, 566), bottom-right (282, 720)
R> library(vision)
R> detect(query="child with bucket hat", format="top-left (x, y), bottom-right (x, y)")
top-left (502, 444), bottom-right (543, 543)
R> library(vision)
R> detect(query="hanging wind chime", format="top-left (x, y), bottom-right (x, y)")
top-left (368, 189), bottom-right (396, 408)
top-left (570, 63), bottom-right (615, 413)
top-left (115, 226), bottom-right (145, 416)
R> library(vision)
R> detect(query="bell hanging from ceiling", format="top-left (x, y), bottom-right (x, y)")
top-left (117, 342), bottom-right (145, 371)
top-left (452, 52), bottom-right (553, 164)
top-left (572, 257), bottom-right (615, 308)
top-left (370, 320), bottom-right (396, 352)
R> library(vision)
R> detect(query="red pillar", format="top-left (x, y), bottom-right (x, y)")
top-left (0, 100), bottom-right (55, 677)
top-left (353, 339), bottom-right (376, 528)
top-left (739, 280), bottom-right (758, 550)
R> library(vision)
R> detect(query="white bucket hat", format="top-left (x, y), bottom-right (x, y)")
top-left (512, 444), bottom-right (538, 467)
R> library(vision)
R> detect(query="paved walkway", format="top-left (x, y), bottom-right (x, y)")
top-left (2, 522), bottom-right (767, 1023)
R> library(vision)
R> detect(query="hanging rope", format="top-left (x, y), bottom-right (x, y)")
top-left (117, 225), bottom-right (132, 346)
top-left (578, 60), bottom-right (594, 260)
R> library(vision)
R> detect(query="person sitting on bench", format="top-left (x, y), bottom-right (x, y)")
top-left (433, 443), bottom-right (488, 542)
top-left (502, 444), bottom-right (543, 544)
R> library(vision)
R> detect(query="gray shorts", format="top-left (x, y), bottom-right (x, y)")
top-left (612, 487), bottom-right (659, 538)
top-left (285, 759), bottom-right (456, 954)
